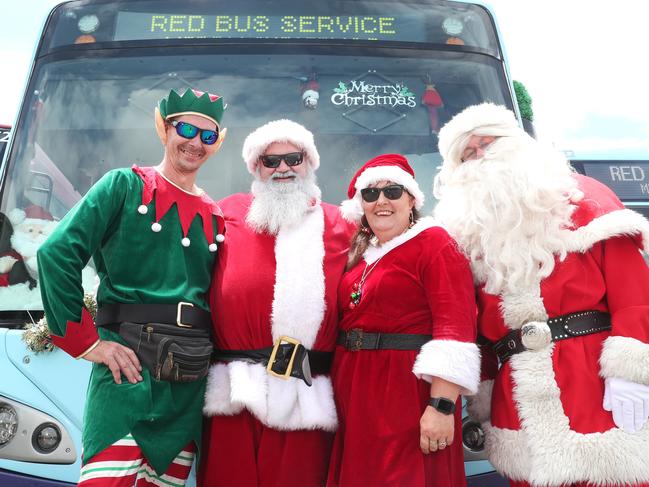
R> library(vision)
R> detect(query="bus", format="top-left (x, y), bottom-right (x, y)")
top-left (0, 0), bottom-right (519, 484)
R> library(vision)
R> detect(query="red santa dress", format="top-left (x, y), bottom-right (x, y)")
top-left (470, 175), bottom-right (649, 486)
top-left (327, 217), bottom-right (480, 487)
top-left (200, 193), bottom-right (354, 487)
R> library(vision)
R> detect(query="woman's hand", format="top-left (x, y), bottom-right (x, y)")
top-left (419, 405), bottom-right (454, 454)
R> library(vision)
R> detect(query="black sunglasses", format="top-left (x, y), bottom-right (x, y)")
top-left (259, 152), bottom-right (304, 168)
top-left (170, 120), bottom-right (219, 145)
top-left (360, 184), bottom-right (406, 203)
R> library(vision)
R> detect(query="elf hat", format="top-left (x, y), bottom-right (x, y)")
top-left (242, 119), bottom-right (320, 175)
top-left (437, 103), bottom-right (524, 171)
top-left (158, 88), bottom-right (225, 127)
top-left (340, 154), bottom-right (425, 223)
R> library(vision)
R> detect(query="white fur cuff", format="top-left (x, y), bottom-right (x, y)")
top-left (600, 336), bottom-right (649, 385)
top-left (466, 379), bottom-right (493, 423)
top-left (412, 339), bottom-right (481, 395)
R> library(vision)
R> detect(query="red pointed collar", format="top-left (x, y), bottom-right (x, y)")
top-left (132, 165), bottom-right (225, 244)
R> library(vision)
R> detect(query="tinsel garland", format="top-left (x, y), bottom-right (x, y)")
top-left (22, 294), bottom-right (97, 354)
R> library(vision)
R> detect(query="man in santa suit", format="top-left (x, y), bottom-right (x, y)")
top-left (433, 103), bottom-right (649, 487)
top-left (200, 119), bottom-right (354, 487)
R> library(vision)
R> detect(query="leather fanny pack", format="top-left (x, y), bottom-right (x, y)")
top-left (487, 310), bottom-right (611, 363)
top-left (97, 303), bottom-right (213, 382)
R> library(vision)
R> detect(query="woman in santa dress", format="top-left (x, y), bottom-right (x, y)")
top-left (327, 154), bottom-right (481, 487)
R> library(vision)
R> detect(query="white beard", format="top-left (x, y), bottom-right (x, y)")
top-left (246, 170), bottom-right (322, 235)
top-left (434, 136), bottom-right (579, 295)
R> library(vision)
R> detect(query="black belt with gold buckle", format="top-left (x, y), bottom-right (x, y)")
top-left (212, 336), bottom-right (332, 387)
top-left (337, 329), bottom-right (431, 351)
top-left (488, 310), bottom-right (611, 363)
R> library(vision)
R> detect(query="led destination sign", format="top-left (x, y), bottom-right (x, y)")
top-left (115, 12), bottom-right (423, 42)
top-left (582, 161), bottom-right (649, 200)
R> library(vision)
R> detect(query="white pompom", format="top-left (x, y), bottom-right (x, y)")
top-left (208, 243), bottom-right (218, 252)
top-left (181, 237), bottom-right (191, 247)
top-left (215, 234), bottom-right (225, 242)
top-left (151, 222), bottom-right (162, 232)
top-left (137, 205), bottom-right (148, 215)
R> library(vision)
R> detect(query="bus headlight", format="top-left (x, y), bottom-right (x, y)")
top-left (33, 423), bottom-right (61, 453)
top-left (0, 403), bottom-right (19, 446)
top-left (462, 420), bottom-right (486, 452)
top-left (78, 15), bottom-right (100, 34)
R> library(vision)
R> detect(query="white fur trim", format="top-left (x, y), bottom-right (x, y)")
top-left (412, 339), bottom-right (480, 395)
top-left (0, 255), bottom-right (17, 273)
top-left (563, 208), bottom-right (649, 253)
top-left (241, 119), bottom-right (319, 175)
top-left (363, 216), bottom-right (440, 264)
top-left (203, 363), bottom-right (337, 431)
top-left (271, 206), bottom-right (325, 347)
top-left (600, 336), bottom-right (649, 385)
top-left (0, 282), bottom-right (42, 309)
top-left (482, 424), bottom-right (530, 482)
top-left (339, 165), bottom-right (425, 223)
top-left (203, 206), bottom-right (338, 430)
top-left (466, 379), bottom-right (493, 423)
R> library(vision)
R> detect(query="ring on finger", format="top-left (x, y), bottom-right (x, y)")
top-left (439, 440), bottom-right (447, 449)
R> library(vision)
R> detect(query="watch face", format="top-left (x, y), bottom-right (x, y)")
top-left (430, 397), bottom-right (455, 415)
top-left (442, 17), bottom-right (464, 36)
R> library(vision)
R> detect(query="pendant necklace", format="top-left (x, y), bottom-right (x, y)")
top-left (349, 255), bottom-right (384, 310)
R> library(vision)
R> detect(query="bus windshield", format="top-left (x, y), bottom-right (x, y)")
top-left (0, 0), bottom-right (515, 313)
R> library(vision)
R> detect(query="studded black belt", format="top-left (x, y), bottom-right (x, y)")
top-left (487, 310), bottom-right (611, 363)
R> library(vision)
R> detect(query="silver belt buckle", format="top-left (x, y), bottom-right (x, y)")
top-left (520, 321), bottom-right (552, 350)
top-left (176, 302), bottom-right (194, 328)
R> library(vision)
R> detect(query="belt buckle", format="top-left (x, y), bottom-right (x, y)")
top-left (346, 328), bottom-right (364, 352)
top-left (176, 302), bottom-right (194, 328)
top-left (267, 336), bottom-right (300, 380)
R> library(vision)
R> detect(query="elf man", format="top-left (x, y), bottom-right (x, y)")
top-left (37, 88), bottom-right (226, 486)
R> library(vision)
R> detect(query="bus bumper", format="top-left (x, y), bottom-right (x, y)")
top-left (0, 468), bottom-right (75, 486)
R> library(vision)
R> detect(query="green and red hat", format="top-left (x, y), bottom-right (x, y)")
top-left (158, 88), bottom-right (225, 128)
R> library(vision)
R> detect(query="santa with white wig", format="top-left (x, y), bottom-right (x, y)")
top-left (200, 119), bottom-right (354, 487)
top-left (434, 103), bottom-right (649, 487)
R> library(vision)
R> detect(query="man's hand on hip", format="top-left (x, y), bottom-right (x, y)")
top-left (84, 340), bottom-right (143, 384)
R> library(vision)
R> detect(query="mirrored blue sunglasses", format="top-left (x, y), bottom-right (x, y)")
top-left (170, 120), bottom-right (219, 145)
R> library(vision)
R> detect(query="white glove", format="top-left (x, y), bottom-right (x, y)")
top-left (603, 377), bottom-right (649, 433)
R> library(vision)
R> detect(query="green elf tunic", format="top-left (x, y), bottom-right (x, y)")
top-left (37, 165), bottom-right (225, 474)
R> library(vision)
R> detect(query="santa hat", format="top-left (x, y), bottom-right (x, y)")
top-left (437, 103), bottom-right (525, 172)
top-left (340, 154), bottom-right (425, 222)
top-left (241, 119), bottom-right (320, 175)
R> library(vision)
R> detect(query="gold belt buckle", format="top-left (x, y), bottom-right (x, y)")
top-left (176, 302), bottom-right (194, 328)
top-left (267, 336), bottom-right (301, 379)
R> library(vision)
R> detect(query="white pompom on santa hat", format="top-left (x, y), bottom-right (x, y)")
top-left (241, 119), bottom-right (320, 175)
top-left (340, 153), bottom-right (425, 223)
top-left (437, 103), bottom-right (525, 173)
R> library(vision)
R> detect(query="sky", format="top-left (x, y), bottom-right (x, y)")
top-left (1, 0), bottom-right (648, 157)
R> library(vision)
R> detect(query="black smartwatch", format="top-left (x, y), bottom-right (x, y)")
top-left (428, 397), bottom-right (456, 415)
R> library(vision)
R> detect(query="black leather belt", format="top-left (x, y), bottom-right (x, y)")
top-left (213, 337), bottom-right (332, 387)
top-left (337, 329), bottom-right (431, 351)
top-left (96, 302), bottom-right (212, 330)
top-left (489, 310), bottom-right (611, 363)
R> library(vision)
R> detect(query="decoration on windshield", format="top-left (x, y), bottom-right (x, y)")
top-left (302, 74), bottom-right (320, 110)
top-left (331, 70), bottom-right (416, 133)
top-left (421, 76), bottom-right (444, 134)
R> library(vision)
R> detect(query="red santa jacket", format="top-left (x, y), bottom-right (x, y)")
top-left (203, 193), bottom-right (353, 431)
top-left (469, 175), bottom-right (649, 485)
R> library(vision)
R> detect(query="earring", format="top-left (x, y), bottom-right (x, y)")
top-left (361, 215), bottom-right (373, 235)
top-left (409, 210), bottom-right (415, 228)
